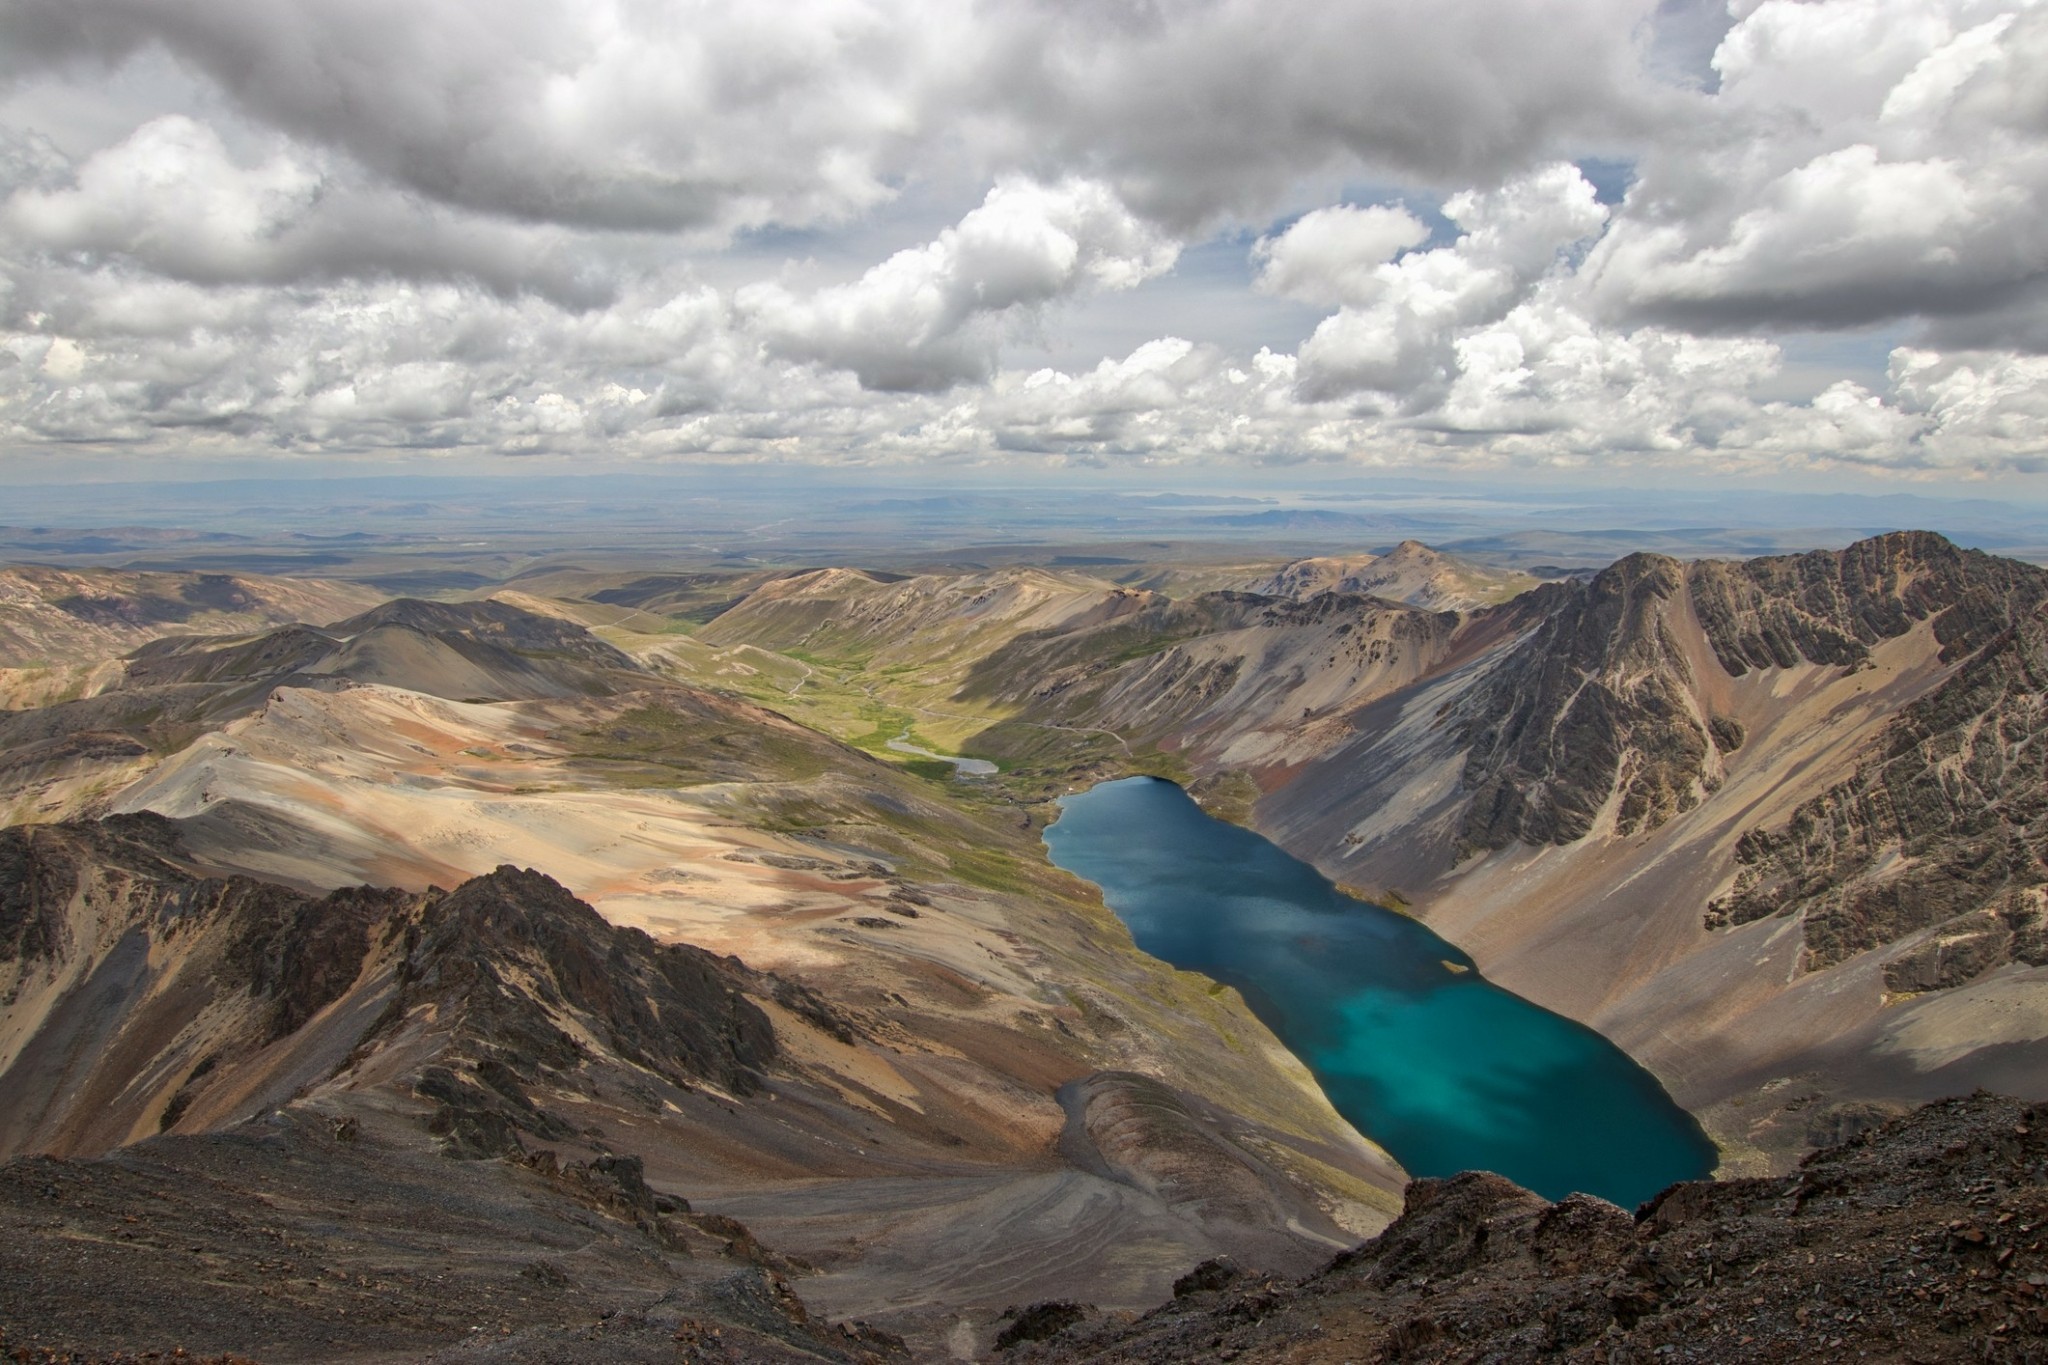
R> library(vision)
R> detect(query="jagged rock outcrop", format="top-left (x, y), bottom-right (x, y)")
top-left (0, 815), bottom-right (775, 1159)
top-left (1015, 1092), bottom-right (2048, 1362)
top-left (386, 863), bottom-right (778, 1100)
top-left (1708, 598), bottom-right (2048, 981)
top-left (1454, 534), bottom-right (2048, 856)
top-left (1687, 530), bottom-right (2048, 675)
top-left (1456, 557), bottom-right (1713, 850)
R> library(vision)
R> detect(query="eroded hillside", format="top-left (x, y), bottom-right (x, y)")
top-left (7, 531), bottom-right (2047, 1358)
top-left (0, 594), bottom-right (1408, 1357)
top-left (582, 533), bottom-right (2048, 1175)
top-left (929, 531), bottom-right (2048, 1172)
top-left (0, 566), bottom-right (385, 708)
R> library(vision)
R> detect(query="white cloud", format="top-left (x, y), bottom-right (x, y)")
top-left (1, 0), bottom-right (1665, 237)
top-left (3, 115), bottom-right (616, 305)
top-left (989, 0), bottom-right (1665, 228)
top-left (1252, 204), bottom-right (1430, 307)
top-left (1, 0), bottom-right (2047, 481)
top-left (1585, 0), bottom-right (2048, 337)
top-left (1294, 164), bottom-right (1609, 402)
top-left (1887, 347), bottom-right (2048, 467)
top-left (2, 0), bottom-right (957, 236)
top-left (737, 178), bottom-right (1177, 391)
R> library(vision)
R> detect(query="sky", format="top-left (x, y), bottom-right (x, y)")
top-left (3, 0), bottom-right (2048, 489)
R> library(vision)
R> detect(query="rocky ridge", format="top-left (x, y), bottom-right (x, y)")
top-left (1709, 597), bottom-right (2048, 984)
top-left (0, 814), bottom-right (778, 1159)
top-left (0, 815), bottom-right (916, 1360)
top-left (1012, 1091), bottom-right (2048, 1363)
top-left (0, 566), bottom-right (383, 676)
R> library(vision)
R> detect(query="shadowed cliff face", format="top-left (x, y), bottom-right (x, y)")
top-left (1456, 556), bottom-right (1712, 850)
top-left (1011, 1092), bottom-right (2048, 1364)
top-left (0, 814), bottom-right (776, 1161)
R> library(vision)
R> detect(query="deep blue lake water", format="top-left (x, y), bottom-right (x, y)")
top-left (1042, 776), bottom-right (1717, 1208)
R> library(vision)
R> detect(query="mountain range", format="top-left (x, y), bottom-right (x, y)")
top-left (1, 530), bottom-right (2043, 1359)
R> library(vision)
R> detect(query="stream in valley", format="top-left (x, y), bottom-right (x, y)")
top-left (1042, 776), bottom-right (1717, 1208)
top-left (885, 730), bottom-right (999, 776)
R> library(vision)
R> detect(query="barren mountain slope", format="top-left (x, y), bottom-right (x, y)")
top-left (0, 805), bottom-right (1400, 1354)
top-left (532, 557), bottom-right (1530, 789)
top-left (892, 532), bottom-right (2048, 1170)
top-left (0, 823), bottom-right (923, 1361)
top-left (693, 566), bottom-right (1146, 679)
top-left (0, 597), bottom-right (645, 829)
top-left (1227, 533), bottom-right (2048, 1168)
top-left (1, 601), bottom-right (1409, 1350)
top-left (0, 565), bottom-right (384, 677)
top-left (528, 533), bottom-right (2048, 1177)
top-left (951, 588), bottom-right (1485, 791)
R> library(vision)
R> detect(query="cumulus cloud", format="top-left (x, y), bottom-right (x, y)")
top-left (1585, 0), bottom-right (2048, 340)
top-left (2, 0), bottom-right (2048, 480)
top-left (3, 116), bottom-right (616, 305)
top-left (1, 251), bottom-right (2037, 476)
top-left (988, 0), bottom-right (1666, 227)
top-left (1293, 164), bottom-right (1609, 402)
top-left (1, 0), bottom-right (1666, 238)
top-left (1427, 291), bottom-right (1784, 450)
top-left (737, 178), bottom-right (1177, 391)
top-left (1252, 204), bottom-right (1431, 307)
top-left (0, 0), bottom-right (958, 235)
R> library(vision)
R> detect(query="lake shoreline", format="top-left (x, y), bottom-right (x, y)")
top-left (1044, 775), bottom-right (1717, 1208)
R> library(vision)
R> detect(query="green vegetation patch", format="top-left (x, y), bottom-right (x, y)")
top-left (891, 757), bottom-right (958, 782)
top-left (1187, 768), bottom-right (1260, 826)
top-left (848, 701), bottom-right (920, 752)
top-left (570, 702), bottom-right (830, 786)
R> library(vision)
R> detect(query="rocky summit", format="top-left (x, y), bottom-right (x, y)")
top-left (1011, 1092), bottom-right (2048, 1363)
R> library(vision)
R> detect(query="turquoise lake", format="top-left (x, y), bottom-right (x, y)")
top-left (1042, 776), bottom-right (1717, 1208)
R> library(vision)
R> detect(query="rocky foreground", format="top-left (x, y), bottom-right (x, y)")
top-left (0, 812), bottom-right (1389, 1360)
top-left (1009, 1092), bottom-right (2048, 1363)
top-left (6, 1091), bottom-right (2048, 1362)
